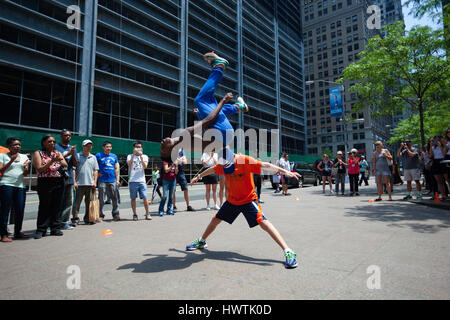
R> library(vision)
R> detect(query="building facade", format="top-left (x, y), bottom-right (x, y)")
top-left (302, 0), bottom-right (402, 157)
top-left (0, 0), bottom-right (306, 159)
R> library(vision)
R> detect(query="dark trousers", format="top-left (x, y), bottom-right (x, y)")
top-left (349, 174), bottom-right (359, 193)
top-left (36, 178), bottom-right (64, 233)
top-left (254, 174), bottom-right (262, 199)
top-left (359, 171), bottom-right (369, 186)
top-left (59, 183), bottom-right (74, 223)
top-left (0, 186), bottom-right (26, 237)
top-left (72, 186), bottom-right (93, 223)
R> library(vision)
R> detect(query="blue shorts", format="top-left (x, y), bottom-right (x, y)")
top-left (215, 200), bottom-right (267, 228)
top-left (176, 173), bottom-right (188, 191)
top-left (129, 182), bottom-right (147, 199)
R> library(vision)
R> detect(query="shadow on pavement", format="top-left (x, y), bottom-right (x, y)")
top-left (117, 248), bottom-right (283, 273)
top-left (344, 202), bottom-right (450, 233)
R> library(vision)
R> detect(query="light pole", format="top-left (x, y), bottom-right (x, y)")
top-left (305, 80), bottom-right (347, 156)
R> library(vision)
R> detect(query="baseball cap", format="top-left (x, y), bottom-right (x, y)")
top-left (351, 148), bottom-right (358, 153)
top-left (337, 151), bottom-right (343, 155)
top-left (82, 139), bottom-right (93, 146)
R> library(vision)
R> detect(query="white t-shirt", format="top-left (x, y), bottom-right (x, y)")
top-left (0, 153), bottom-right (28, 188)
top-left (432, 146), bottom-right (444, 160)
top-left (278, 157), bottom-right (291, 171)
top-left (201, 153), bottom-right (218, 168)
top-left (127, 154), bottom-right (148, 183)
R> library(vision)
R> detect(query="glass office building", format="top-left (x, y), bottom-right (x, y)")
top-left (0, 0), bottom-right (306, 158)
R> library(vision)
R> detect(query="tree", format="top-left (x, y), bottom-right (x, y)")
top-left (339, 22), bottom-right (449, 148)
top-left (388, 105), bottom-right (450, 145)
top-left (405, 0), bottom-right (450, 50)
top-left (321, 148), bottom-right (333, 158)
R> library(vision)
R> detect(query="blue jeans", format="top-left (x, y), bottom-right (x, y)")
top-left (0, 185), bottom-right (26, 237)
top-left (194, 67), bottom-right (237, 146)
top-left (159, 179), bottom-right (176, 213)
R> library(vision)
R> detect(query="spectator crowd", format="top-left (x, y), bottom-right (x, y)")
top-left (1, 127), bottom-right (449, 243)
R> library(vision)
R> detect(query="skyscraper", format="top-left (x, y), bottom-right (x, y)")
top-left (302, 0), bottom-right (404, 157)
top-left (0, 0), bottom-right (307, 160)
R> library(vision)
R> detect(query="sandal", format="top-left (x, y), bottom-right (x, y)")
top-left (1, 236), bottom-right (12, 242)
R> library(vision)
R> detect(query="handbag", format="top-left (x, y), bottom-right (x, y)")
top-left (89, 189), bottom-right (100, 223)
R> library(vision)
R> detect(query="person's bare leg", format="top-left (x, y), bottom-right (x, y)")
top-left (328, 177), bottom-right (333, 191)
top-left (131, 199), bottom-right (137, 215)
top-left (205, 184), bottom-right (211, 207)
top-left (384, 176), bottom-right (392, 200)
top-left (219, 179), bottom-right (225, 206)
top-left (259, 220), bottom-right (289, 251)
top-left (201, 217), bottom-right (222, 240)
top-left (434, 174), bottom-right (447, 199)
top-left (212, 184), bottom-right (218, 206)
top-left (143, 198), bottom-right (149, 215)
top-left (183, 189), bottom-right (190, 207)
top-left (376, 175), bottom-right (383, 199)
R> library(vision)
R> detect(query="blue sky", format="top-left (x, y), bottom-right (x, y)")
top-left (401, 0), bottom-right (443, 30)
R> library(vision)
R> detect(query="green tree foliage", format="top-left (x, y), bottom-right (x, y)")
top-left (339, 22), bottom-right (449, 147)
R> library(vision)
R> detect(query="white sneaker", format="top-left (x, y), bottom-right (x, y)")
top-left (206, 205), bottom-right (211, 211)
top-left (214, 204), bottom-right (220, 210)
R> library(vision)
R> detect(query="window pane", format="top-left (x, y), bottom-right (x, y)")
top-left (93, 90), bottom-right (111, 113)
top-left (148, 123), bottom-right (162, 142)
top-left (130, 119), bottom-right (146, 140)
top-left (21, 99), bottom-right (49, 128)
top-left (148, 108), bottom-right (162, 123)
top-left (52, 80), bottom-right (75, 106)
top-left (0, 66), bottom-right (21, 96)
top-left (0, 94), bottom-right (20, 124)
top-left (0, 23), bottom-right (18, 43)
top-left (92, 112), bottom-right (110, 136)
top-left (111, 116), bottom-right (129, 138)
top-left (23, 72), bottom-right (50, 101)
top-left (51, 104), bottom-right (73, 131)
top-left (131, 100), bottom-right (147, 120)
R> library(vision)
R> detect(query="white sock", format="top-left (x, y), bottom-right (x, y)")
top-left (284, 248), bottom-right (293, 254)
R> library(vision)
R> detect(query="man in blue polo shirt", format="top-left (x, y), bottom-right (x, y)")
top-left (96, 141), bottom-right (120, 221)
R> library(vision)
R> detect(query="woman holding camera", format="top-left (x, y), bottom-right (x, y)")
top-left (372, 141), bottom-right (393, 201)
top-left (429, 136), bottom-right (448, 201)
top-left (32, 134), bottom-right (68, 239)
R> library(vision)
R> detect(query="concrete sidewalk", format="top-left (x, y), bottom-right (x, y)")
top-left (1, 181), bottom-right (449, 299)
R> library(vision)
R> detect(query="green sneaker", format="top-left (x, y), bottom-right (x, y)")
top-left (416, 193), bottom-right (422, 200)
top-left (235, 97), bottom-right (248, 112)
top-left (203, 51), bottom-right (229, 69)
top-left (186, 238), bottom-right (208, 251)
top-left (284, 251), bottom-right (298, 269)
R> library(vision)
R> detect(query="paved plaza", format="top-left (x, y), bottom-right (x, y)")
top-left (1, 179), bottom-right (449, 300)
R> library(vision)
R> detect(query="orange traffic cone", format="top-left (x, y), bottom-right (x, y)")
top-left (102, 229), bottom-right (114, 236)
top-left (434, 193), bottom-right (441, 203)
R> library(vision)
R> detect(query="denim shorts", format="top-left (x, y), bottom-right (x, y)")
top-left (129, 182), bottom-right (147, 199)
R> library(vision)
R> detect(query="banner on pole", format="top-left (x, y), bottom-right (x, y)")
top-left (329, 87), bottom-right (343, 117)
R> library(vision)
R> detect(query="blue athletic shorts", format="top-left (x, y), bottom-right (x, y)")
top-left (214, 200), bottom-right (267, 228)
top-left (129, 182), bottom-right (147, 199)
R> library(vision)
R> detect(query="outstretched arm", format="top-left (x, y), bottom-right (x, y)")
top-left (190, 166), bottom-right (216, 185)
top-left (261, 162), bottom-right (301, 180)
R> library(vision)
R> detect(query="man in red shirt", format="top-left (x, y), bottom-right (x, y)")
top-left (187, 154), bottom-right (301, 269)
